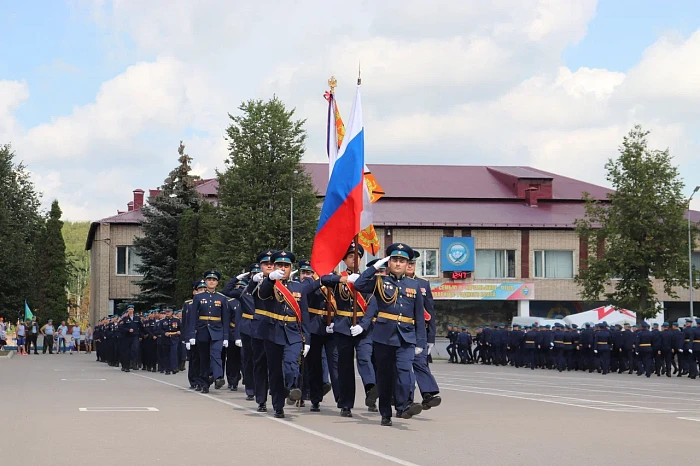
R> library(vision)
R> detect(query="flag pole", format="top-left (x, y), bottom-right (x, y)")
top-left (352, 233), bottom-right (360, 326)
top-left (326, 75), bottom-right (338, 327)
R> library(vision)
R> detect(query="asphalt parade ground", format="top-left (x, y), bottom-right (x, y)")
top-left (1, 354), bottom-right (698, 466)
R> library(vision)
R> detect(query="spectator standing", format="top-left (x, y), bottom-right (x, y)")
top-left (69, 337), bottom-right (75, 354)
top-left (41, 319), bottom-right (55, 354)
top-left (0, 317), bottom-right (7, 350)
top-left (71, 324), bottom-right (81, 354)
top-left (57, 321), bottom-right (68, 354)
top-left (28, 317), bottom-right (39, 354)
top-left (85, 325), bottom-right (93, 354)
top-left (16, 320), bottom-right (27, 355)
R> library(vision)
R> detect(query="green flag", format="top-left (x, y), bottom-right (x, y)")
top-left (24, 301), bottom-right (34, 321)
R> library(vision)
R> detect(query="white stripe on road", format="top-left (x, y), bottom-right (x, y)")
top-left (79, 407), bottom-right (158, 412)
top-left (133, 373), bottom-right (422, 466)
top-left (61, 378), bottom-right (106, 381)
top-left (439, 383), bottom-right (677, 413)
top-left (677, 417), bottom-right (700, 422)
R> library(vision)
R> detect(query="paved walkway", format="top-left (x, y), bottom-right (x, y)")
top-left (1, 353), bottom-right (697, 465)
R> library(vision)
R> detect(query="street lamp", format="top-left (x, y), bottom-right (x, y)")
top-left (689, 185), bottom-right (699, 318)
top-left (291, 170), bottom-right (298, 252)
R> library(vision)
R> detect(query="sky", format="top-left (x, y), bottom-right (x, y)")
top-left (1, 0), bottom-right (700, 221)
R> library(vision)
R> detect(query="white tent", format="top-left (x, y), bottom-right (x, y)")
top-left (563, 305), bottom-right (639, 327)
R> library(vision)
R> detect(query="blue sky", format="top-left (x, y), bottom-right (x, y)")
top-left (1, 1), bottom-right (700, 220)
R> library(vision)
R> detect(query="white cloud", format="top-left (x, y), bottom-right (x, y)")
top-left (4, 0), bottom-right (700, 220)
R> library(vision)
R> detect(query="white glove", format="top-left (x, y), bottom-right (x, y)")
top-left (350, 325), bottom-right (363, 337)
top-left (415, 347), bottom-right (423, 355)
top-left (303, 344), bottom-right (311, 357)
top-left (235, 339), bottom-right (242, 348)
top-left (290, 269), bottom-right (298, 276)
top-left (236, 272), bottom-right (250, 280)
top-left (594, 349), bottom-right (598, 354)
top-left (690, 349), bottom-right (694, 354)
top-left (347, 273), bottom-right (360, 284)
top-left (189, 338), bottom-right (196, 346)
top-left (679, 349), bottom-right (683, 353)
top-left (374, 256), bottom-right (390, 268)
top-left (185, 343), bottom-right (191, 350)
top-left (252, 272), bottom-right (264, 283)
top-left (427, 343), bottom-right (434, 355)
top-left (223, 340), bottom-right (229, 348)
top-left (550, 342), bottom-right (554, 348)
top-left (325, 323), bottom-right (334, 334)
top-left (269, 269), bottom-right (285, 280)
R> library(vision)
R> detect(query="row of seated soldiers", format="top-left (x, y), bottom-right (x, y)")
top-left (446, 319), bottom-right (700, 378)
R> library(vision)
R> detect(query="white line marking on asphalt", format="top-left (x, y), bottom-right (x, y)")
top-left (134, 373), bottom-right (422, 466)
top-left (53, 369), bottom-right (86, 372)
top-left (439, 383), bottom-right (677, 413)
top-left (79, 407), bottom-right (158, 412)
top-left (677, 417), bottom-right (700, 422)
top-left (61, 378), bottom-right (106, 381)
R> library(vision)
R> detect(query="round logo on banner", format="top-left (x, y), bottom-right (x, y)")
top-left (447, 242), bottom-right (469, 266)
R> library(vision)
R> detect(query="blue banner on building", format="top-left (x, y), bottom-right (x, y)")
top-left (440, 237), bottom-right (475, 272)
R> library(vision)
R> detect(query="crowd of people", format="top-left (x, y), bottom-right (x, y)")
top-left (446, 319), bottom-right (700, 378)
top-left (0, 316), bottom-right (93, 355)
top-left (91, 242), bottom-right (440, 426)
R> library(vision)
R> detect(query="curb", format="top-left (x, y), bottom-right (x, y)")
top-left (0, 351), bottom-right (15, 359)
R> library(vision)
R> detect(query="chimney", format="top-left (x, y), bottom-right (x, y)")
top-left (127, 201), bottom-right (134, 212)
top-left (149, 189), bottom-right (160, 198)
top-left (133, 189), bottom-right (145, 210)
top-left (525, 187), bottom-right (538, 207)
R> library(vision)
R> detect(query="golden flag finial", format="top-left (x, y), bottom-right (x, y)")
top-left (328, 76), bottom-right (337, 94)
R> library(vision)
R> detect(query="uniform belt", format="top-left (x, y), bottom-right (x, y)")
top-left (229, 322), bottom-right (236, 328)
top-left (198, 316), bottom-right (221, 321)
top-left (309, 308), bottom-right (331, 316)
top-left (242, 313), bottom-right (253, 320)
top-left (336, 310), bottom-right (365, 318)
top-left (684, 339), bottom-right (690, 342)
top-left (256, 309), bottom-right (296, 322)
top-left (597, 342), bottom-right (608, 344)
top-left (694, 340), bottom-right (700, 343)
top-left (638, 343), bottom-right (651, 347)
top-left (554, 341), bottom-right (564, 344)
top-left (563, 342), bottom-right (572, 345)
top-left (525, 341), bottom-right (535, 344)
top-left (377, 312), bottom-right (414, 324)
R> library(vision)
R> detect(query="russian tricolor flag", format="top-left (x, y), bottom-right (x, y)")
top-left (311, 85), bottom-right (365, 275)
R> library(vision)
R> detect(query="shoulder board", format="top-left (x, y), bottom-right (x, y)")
top-left (185, 299), bottom-right (193, 304)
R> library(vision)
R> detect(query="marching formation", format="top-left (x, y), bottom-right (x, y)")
top-left (447, 320), bottom-right (700, 379)
top-left (92, 242), bottom-right (441, 427)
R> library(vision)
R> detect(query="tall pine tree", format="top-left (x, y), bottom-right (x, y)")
top-left (36, 200), bottom-right (69, 324)
top-left (216, 96), bottom-right (319, 276)
top-left (174, 209), bottom-right (199, 306)
top-left (0, 144), bottom-right (43, 322)
top-left (133, 142), bottom-right (202, 308)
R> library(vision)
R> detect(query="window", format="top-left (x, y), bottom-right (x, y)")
top-left (413, 248), bottom-right (438, 277)
top-left (116, 246), bottom-right (143, 276)
top-left (475, 249), bottom-right (516, 278)
top-left (533, 250), bottom-right (573, 278)
top-left (693, 252), bottom-right (700, 279)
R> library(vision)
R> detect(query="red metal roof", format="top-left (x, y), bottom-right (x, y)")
top-left (301, 163), bottom-right (615, 201)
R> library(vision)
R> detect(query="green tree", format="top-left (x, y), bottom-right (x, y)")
top-left (174, 209), bottom-right (199, 307)
top-left (0, 144), bottom-right (43, 322)
top-left (62, 221), bottom-right (90, 320)
top-left (216, 96), bottom-right (319, 276)
top-left (133, 142), bottom-right (202, 308)
top-left (575, 125), bottom-right (694, 321)
top-left (36, 200), bottom-right (69, 324)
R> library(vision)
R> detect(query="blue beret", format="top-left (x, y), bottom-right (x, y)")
top-left (271, 250), bottom-right (295, 264)
top-left (386, 242), bottom-right (414, 260)
top-left (257, 250), bottom-right (275, 263)
top-left (204, 270), bottom-right (221, 281)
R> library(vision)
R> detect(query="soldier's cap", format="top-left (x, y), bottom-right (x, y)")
top-left (194, 280), bottom-right (207, 290)
top-left (641, 321), bottom-right (650, 328)
top-left (565, 324), bottom-right (571, 329)
top-left (685, 318), bottom-right (693, 323)
top-left (584, 322), bottom-right (590, 327)
top-left (126, 304), bottom-right (134, 310)
top-left (256, 250), bottom-right (275, 264)
top-left (409, 250), bottom-right (420, 264)
top-left (366, 258), bottom-right (387, 270)
top-left (298, 259), bottom-right (313, 271)
top-left (386, 242), bottom-right (414, 260)
top-left (344, 241), bottom-right (365, 260)
top-left (614, 324), bottom-right (622, 328)
top-left (597, 323), bottom-right (605, 328)
top-left (652, 322), bottom-right (659, 327)
top-left (632, 324), bottom-right (638, 328)
top-left (271, 250), bottom-right (295, 264)
top-left (162, 305), bottom-right (174, 312)
top-left (204, 270), bottom-right (221, 281)
top-left (672, 322), bottom-right (679, 326)
top-left (512, 323), bottom-right (520, 328)
top-left (624, 322), bottom-right (631, 326)
top-left (499, 323), bottom-right (505, 328)
top-left (662, 322), bottom-right (669, 327)
top-left (461, 326), bottom-right (467, 330)
top-left (544, 324), bottom-right (551, 329)
top-left (571, 324), bottom-right (578, 329)
top-left (696, 318), bottom-right (700, 324)
top-left (248, 263), bottom-right (261, 273)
